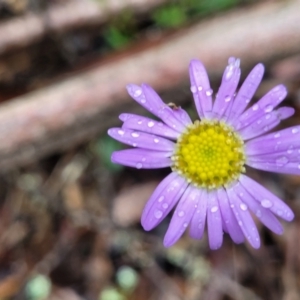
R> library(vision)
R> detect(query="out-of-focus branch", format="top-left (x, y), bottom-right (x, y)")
top-left (0, 0), bottom-right (167, 55)
top-left (0, 0), bottom-right (300, 170)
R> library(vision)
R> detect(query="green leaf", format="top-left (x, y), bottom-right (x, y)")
top-left (153, 5), bottom-right (187, 29)
top-left (104, 26), bottom-right (131, 50)
top-left (190, 0), bottom-right (240, 15)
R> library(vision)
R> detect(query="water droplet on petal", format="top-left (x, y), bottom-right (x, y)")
top-left (183, 223), bottom-right (188, 228)
top-left (137, 120), bottom-right (142, 125)
top-left (206, 89), bottom-right (213, 96)
top-left (264, 105), bottom-right (273, 113)
top-left (158, 196), bottom-right (164, 202)
top-left (274, 132), bottom-right (280, 138)
top-left (140, 98), bottom-right (146, 104)
top-left (133, 143), bottom-right (137, 147)
top-left (211, 206), bottom-right (218, 213)
top-left (240, 203), bottom-right (248, 211)
top-left (136, 163), bottom-right (143, 169)
top-left (275, 156), bottom-right (288, 166)
top-left (162, 203), bottom-right (169, 209)
top-left (154, 138), bottom-right (159, 143)
top-left (190, 86), bottom-right (197, 93)
top-left (238, 221), bottom-right (243, 226)
top-left (261, 199), bottom-right (273, 208)
top-left (265, 114), bottom-right (271, 120)
top-left (277, 210), bottom-right (283, 216)
top-left (131, 132), bottom-right (139, 138)
top-left (134, 89), bottom-right (142, 97)
top-left (178, 211), bottom-right (185, 217)
top-left (118, 130), bottom-right (124, 135)
top-left (292, 127), bottom-right (299, 134)
top-left (225, 96), bottom-right (231, 102)
top-left (154, 210), bottom-right (163, 219)
top-left (198, 86), bottom-right (203, 91)
top-left (148, 121), bottom-right (154, 128)
top-left (252, 104), bottom-right (259, 111)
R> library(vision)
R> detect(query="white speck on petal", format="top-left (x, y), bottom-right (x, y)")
top-left (261, 199), bottom-right (273, 208)
top-left (190, 86), bottom-right (197, 93)
top-left (134, 89), bottom-right (142, 97)
top-left (211, 206), bottom-right (218, 213)
top-left (252, 104), bottom-right (259, 111)
top-left (206, 89), bottom-right (213, 96)
top-left (240, 203), bottom-right (248, 211)
top-left (274, 133), bottom-right (280, 138)
top-left (148, 121), bottom-right (155, 127)
top-left (131, 132), bottom-right (139, 138)
top-left (264, 105), bottom-right (273, 113)
top-left (158, 196), bottom-right (164, 202)
top-left (178, 211), bottom-right (185, 217)
top-left (154, 210), bottom-right (163, 219)
top-left (136, 163), bottom-right (142, 169)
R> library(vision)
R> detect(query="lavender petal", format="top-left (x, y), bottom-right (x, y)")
top-left (189, 59), bottom-right (213, 119)
top-left (226, 184), bottom-right (261, 249)
top-left (141, 172), bottom-right (188, 231)
top-left (228, 63), bottom-right (264, 122)
top-left (126, 84), bottom-right (186, 132)
top-left (239, 174), bottom-right (294, 221)
top-left (213, 57), bottom-right (241, 120)
top-left (233, 85), bottom-right (287, 131)
top-left (172, 107), bottom-right (193, 126)
top-left (238, 107), bottom-right (295, 140)
top-left (207, 190), bottom-right (223, 250)
top-left (108, 128), bottom-right (175, 151)
top-left (245, 125), bottom-right (300, 156)
top-left (163, 185), bottom-right (199, 247)
top-left (189, 189), bottom-right (207, 239)
top-left (142, 84), bottom-right (186, 132)
top-left (217, 188), bottom-right (245, 243)
top-left (234, 183), bottom-right (283, 235)
top-left (246, 160), bottom-right (300, 175)
top-left (120, 113), bottom-right (180, 140)
top-left (111, 149), bottom-right (172, 169)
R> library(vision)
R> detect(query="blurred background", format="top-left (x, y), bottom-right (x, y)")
top-left (0, 0), bottom-right (300, 299)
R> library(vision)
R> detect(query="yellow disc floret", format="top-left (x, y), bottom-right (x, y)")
top-left (172, 119), bottom-right (245, 189)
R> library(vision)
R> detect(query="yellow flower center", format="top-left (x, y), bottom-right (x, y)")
top-left (172, 119), bottom-right (245, 189)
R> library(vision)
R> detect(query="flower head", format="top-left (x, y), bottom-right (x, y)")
top-left (108, 57), bottom-right (296, 249)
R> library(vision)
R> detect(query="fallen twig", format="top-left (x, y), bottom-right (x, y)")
top-left (0, 0), bottom-right (300, 170)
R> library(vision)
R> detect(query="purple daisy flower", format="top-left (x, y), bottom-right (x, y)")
top-left (108, 57), bottom-right (296, 250)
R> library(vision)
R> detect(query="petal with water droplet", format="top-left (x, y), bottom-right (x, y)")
top-left (217, 188), bottom-right (245, 243)
top-left (239, 174), bottom-right (294, 221)
top-left (112, 149), bottom-right (172, 169)
top-left (207, 191), bottom-right (223, 250)
top-left (120, 113), bottom-right (180, 140)
top-left (189, 60), bottom-right (213, 118)
top-left (164, 186), bottom-right (200, 247)
top-left (141, 172), bottom-right (188, 231)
